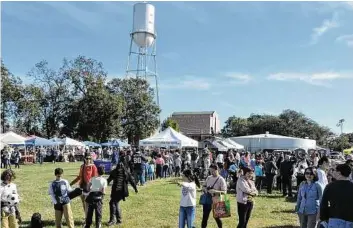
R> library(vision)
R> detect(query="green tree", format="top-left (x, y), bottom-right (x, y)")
top-left (221, 116), bottom-right (249, 137)
top-left (107, 77), bottom-right (161, 145)
top-left (15, 85), bottom-right (45, 135)
top-left (1, 61), bottom-right (23, 132)
top-left (161, 118), bottom-right (180, 131)
top-left (27, 60), bottom-right (72, 137)
top-left (60, 56), bottom-right (124, 142)
top-left (221, 109), bottom-right (334, 145)
top-left (327, 134), bottom-right (352, 151)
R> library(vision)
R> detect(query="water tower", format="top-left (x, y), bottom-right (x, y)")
top-left (126, 2), bottom-right (159, 107)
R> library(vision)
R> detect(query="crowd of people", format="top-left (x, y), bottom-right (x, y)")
top-left (1, 146), bottom-right (353, 228)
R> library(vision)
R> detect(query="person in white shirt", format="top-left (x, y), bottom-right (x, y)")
top-left (177, 169), bottom-right (201, 228)
top-left (216, 152), bottom-right (224, 169)
top-left (85, 166), bottom-right (107, 228)
top-left (316, 156), bottom-right (330, 192)
top-left (1, 169), bottom-right (20, 228)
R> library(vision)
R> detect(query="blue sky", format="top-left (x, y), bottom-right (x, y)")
top-left (2, 1), bottom-right (353, 134)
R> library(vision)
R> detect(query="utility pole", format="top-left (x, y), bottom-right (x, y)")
top-left (336, 119), bottom-right (345, 135)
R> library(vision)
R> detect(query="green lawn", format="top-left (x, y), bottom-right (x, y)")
top-left (8, 163), bottom-right (299, 228)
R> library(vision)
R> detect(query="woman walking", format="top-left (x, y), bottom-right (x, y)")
top-left (106, 152), bottom-right (138, 226)
top-left (295, 167), bottom-right (322, 228)
top-left (177, 169), bottom-right (201, 228)
top-left (236, 167), bottom-right (258, 228)
top-left (201, 164), bottom-right (227, 228)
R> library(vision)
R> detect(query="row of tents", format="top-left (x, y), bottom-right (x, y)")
top-left (0, 131), bottom-right (130, 150)
top-left (1, 128), bottom-right (243, 152)
top-left (139, 127), bottom-right (244, 151)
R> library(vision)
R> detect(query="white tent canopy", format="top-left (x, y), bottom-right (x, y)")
top-left (140, 127), bottom-right (198, 148)
top-left (0, 131), bottom-right (26, 145)
top-left (50, 137), bottom-right (85, 147)
top-left (224, 138), bottom-right (245, 149)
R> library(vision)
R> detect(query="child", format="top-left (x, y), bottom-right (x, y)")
top-left (177, 169), bottom-right (201, 228)
top-left (48, 168), bottom-right (74, 228)
top-left (255, 161), bottom-right (264, 192)
top-left (85, 166), bottom-right (107, 228)
top-left (0, 169), bottom-right (20, 228)
top-left (13, 150), bottom-right (21, 169)
top-left (148, 161), bottom-right (155, 181)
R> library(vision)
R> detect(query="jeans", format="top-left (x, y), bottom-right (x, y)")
top-left (328, 218), bottom-right (353, 228)
top-left (255, 176), bottom-right (263, 192)
top-left (38, 156), bottom-right (43, 164)
top-left (237, 202), bottom-right (253, 228)
top-left (109, 199), bottom-right (122, 223)
top-left (266, 174), bottom-right (275, 194)
top-left (156, 164), bottom-right (163, 179)
top-left (298, 213), bottom-right (317, 228)
top-left (175, 166), bottom-right (181, 177)
top-left (85, 200), bottom-right (103, 228)
top-left (163, 165), bottom-right (169, 178)
top-left (202, 204), bottom-right (222, 228)
top-left (282, 176), bottom-right (293, 196)
top-left (179, 206), bottom-right (195, 228)
top-left (134, 170), bottom-right (145, 186)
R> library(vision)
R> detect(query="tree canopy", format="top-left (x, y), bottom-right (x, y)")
top-left (221, 109), bottom-right (351, 149)
top-left (161, 118), bottom-right (180, 132)
top-left (1, 57), bottom-right (160, 144)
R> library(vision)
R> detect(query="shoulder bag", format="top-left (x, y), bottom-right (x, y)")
top-left (199, 177), bottom-right (220, 205)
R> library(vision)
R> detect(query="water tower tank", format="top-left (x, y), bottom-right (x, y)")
top-left (132, 3), bottom-right (156, 48)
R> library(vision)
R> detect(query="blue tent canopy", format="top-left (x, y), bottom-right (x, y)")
top-left (25, 137), bottom-right (58, 146)
top-left (101, 140), bottom-right (130, 147)
top-left (83, 141), bottom-right (101, 147)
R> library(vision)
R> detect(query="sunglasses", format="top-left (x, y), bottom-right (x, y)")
top-left (305, 172), bottom-right (313, 175)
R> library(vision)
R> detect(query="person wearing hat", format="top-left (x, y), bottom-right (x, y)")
top-left (70, 154), bottom-right (98, 221)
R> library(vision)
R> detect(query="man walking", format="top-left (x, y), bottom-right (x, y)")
top-left (131, 149), bottom-right (148, 186)
top-left (280, 155), bottom-right (294, 197)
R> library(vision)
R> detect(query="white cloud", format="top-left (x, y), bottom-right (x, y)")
top-left (336, 34), bottom-right (353, 48)
top-left (224, 73), bottom-right (253, 84)
top-left (310, 13), bottom-right (339, 45)
top-left (267, 72), bottom-right (353, 86)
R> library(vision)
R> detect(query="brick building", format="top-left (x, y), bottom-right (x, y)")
top-left (170, 111), bottom-right (221, 141)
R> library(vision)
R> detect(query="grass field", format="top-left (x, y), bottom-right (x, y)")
top-left (7, 163), bottom-right (300, 228)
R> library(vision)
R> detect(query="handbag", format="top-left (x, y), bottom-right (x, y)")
top-left (199, 177), bottom-right (220, 205)
top-left (212, 194), bottom-right (231, 219)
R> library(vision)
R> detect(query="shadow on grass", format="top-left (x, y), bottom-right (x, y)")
top-left (264, 226), bottom-right (299, 228)
top-left (20, 220), bottom-right (85, 227)
top-left (271, 209), bottom-right (295, 214)
top-left (259, 194), bottom-right (284, 199)
top-left (285, 197), bottom-right (297, 203)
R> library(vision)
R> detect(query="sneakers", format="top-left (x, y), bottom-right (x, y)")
top-left (108, 220), bottom-right (122, 226)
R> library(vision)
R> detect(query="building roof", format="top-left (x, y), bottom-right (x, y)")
top-left (172, 111), bottom-right (215, 116)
